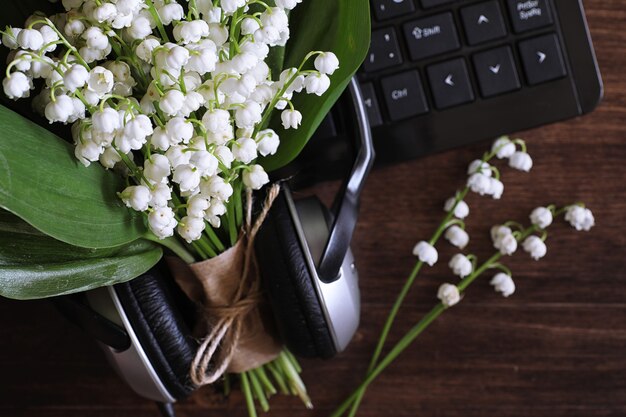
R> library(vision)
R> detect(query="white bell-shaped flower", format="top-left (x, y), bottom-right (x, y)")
top-left (243, 165), bottom-right (270, 190)
top-left (92, 108), bottom-right (120, 133)
top-left (467, 173), bottom-right (491, 195)
top-left (444, 225), bottom-right (469, 249)
top-left (82, 27), bottom-right (109, 50)
top-left (190, 150), bottom-right (219, 177)
top-left (144, 154), bottom-right (171, 183)
top-left (63, 64), bottom-right (89, 92)
top-left (565, 206), bottom-right (595, 231)
top-left (120, 185), bottom-right (151, 212)
top-left (149, 206), bottom-right (177, 239)
top-left (87, 66), bottom-right (114, 96)
top-left (127, 15), bottom-right (153, 40)
top-left (443, 197), bottom-right (469, 219)
top-left (437, 283), bottom-right (460, 308)
top-left (3, 72), bottom-right (32, 99)
top-left (232, 137), bottom-right (258, 164)
top-left (523, 236), bottom-right (547, 260)
top-left (158, 3), bottom-right (185, 25)
top-left (187, 195), bottom-right (211, 218)
top-left (314, 52), bottom-right (340, 75)
top-left (17, 28), bottom-right (44, 50)
top-left (489, 177), bottom-right (504, 199)
top-left (200, 176), bottom-right (234, 201)
top-left (136, 38), bottom-right (161, 62)
top-left (467, 159), bottom-right (492, 176)
top-left (530, 207), bottom-right (553, 229)
top-left (150, 183), bottom-right (172, 208)
top-left (449, 254), bottom-right (473, 278)
top-left (214, 145), bottom-right (234, 169)
top-left (256, 129), bottom-right (280, 156)
top-left (165, 117), bottom-right (194, 144)
top-left (166, 145), bottom-right (192, 168)
top-left (509, 151), bottom-right (533, 172)
top-left (304, 73), bottom-right (331, 96)
top-left (235, 101), bottom-right (263, 129)
top-left (173, 164), bottom-right (201, 192)
top-left (44, 95), bottom-right (75, 123)
top-left (492, 136), bottom-right (516, 159)
top-left (490, 273), bottom-right (515, 297)
top-left (412, 241), bottom-right (438, 266)
top-left (160, 89), bottom-right (185, 116)
top-left (281, 109), bottom-right (302, 129)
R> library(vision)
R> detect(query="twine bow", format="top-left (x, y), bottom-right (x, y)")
top-left (190, 184), bottom-right (281, 386)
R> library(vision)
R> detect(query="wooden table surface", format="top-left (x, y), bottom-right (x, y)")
top-left (2, 1), bottom-right (626, 416)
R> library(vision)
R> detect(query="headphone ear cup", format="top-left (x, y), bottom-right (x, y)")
top-left (113, 262), bottom-right (199, 399)
top-left (256, 187), bottom-right (337, 358)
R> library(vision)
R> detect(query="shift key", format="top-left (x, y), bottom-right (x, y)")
top-left (381, 71), bottom-right (429, 121)
top-left (403, 13), bottom-right (460, 61)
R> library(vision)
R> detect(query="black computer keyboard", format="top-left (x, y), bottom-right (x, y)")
top-left (286, 0), bottom-right (603, 184)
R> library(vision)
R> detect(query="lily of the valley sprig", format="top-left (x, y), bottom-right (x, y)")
top-left (333, 136), bottom-right (595, 417)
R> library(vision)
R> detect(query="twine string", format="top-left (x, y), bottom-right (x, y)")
top-left (190, 184), bottom-right (281, 386)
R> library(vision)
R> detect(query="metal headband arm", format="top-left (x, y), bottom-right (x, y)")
top-left (317, 77), bottom-right (375, 283)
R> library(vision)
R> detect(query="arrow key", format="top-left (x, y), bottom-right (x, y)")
top-left (460, 1), bottom-right (507, 46)
top-left (519, 33), bottom-right (567, 85)
top-left (472, 46), bottom-right (521, 98)
top-left (427, 58), bottom-right (475, 110)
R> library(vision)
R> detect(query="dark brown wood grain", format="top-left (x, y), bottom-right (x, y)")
top-left (2, 1), bottom-right (626, 416)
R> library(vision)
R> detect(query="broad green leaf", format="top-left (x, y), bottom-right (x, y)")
top-left (261, 0), bottom-right (371, 172)
top-left (0, 211), bottom-right (162, 300)
top-left (0, 104), bottom-right (147, 248)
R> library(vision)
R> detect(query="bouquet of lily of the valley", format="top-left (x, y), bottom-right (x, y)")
top-left (0, 0), bottom-right (370, 415)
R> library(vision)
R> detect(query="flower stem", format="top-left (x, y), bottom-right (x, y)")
top-left (143, 233), bottom-right (196, 264)
top-left (346, 187), bottom-right (469, 417)
top-left (240, 372), bottom-right (258, 417)
top-left (331, 303), bottom-right (446, 417)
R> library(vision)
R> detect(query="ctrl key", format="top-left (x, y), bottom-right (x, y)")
top-left (381, 71), bottom-right (429, 121)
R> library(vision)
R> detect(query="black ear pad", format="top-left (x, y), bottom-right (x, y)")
top-left (114, 262), bottom-right (199, 399)
top-left (255, 187), bottom-right (337, 359)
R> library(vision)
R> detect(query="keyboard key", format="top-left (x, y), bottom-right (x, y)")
top-left (519, 33), bottom-right (566, 85)
top-left (363, 28), bottom-right (403, 73)
top-left (421, 0), bottom-right (456, 8)
top-left (403, 13), bottom-right (460, 61)
top-left (461, 1), bottom-right (507, 45)
top-left (506, 0), bottom-right (553, 33)
top-left (380, 71), bottom-right (429, 121)
top-left (426, 58), bottom-right (475, 109)
top-left (472, 46), bottom-right (521, 97)
top-left (360, 82), bottom-right (383, 127)
top-left (371, 0), bottom-right (415, 21)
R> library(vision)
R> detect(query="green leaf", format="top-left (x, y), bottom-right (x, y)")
top-left (260, 0), bottom-right (371, 172)
top-left (0, 210), bottom-right (162, 300)
top-left (0, 104), bottom-right (147, 249)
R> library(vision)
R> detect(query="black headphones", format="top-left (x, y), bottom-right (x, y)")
top-left (53, 78), bottom-right (374, 414)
